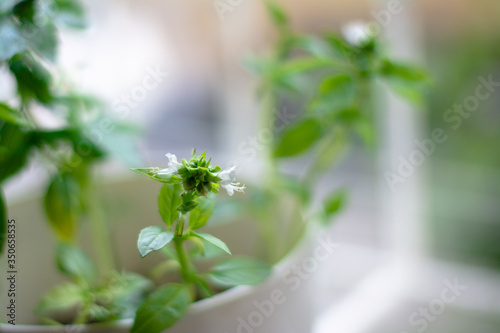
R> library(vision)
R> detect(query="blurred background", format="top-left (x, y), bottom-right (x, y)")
top-left (2, 0), bottom-right (500, 332)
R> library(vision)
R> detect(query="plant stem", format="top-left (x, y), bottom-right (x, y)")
top-left (175, 213), bottom-right (185, 237)
top-left (174, 237), bottom-right (191, 282)
top-left (84, 173), bottom-right (115, 277)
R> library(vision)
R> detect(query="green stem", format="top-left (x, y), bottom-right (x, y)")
top-left (175, 214), bottom-right (185, 237)
top-left (84, 174), bottom-right (115, 277)
top-left (74, 302), bottom-right (90, 325)
top-left (174, 237), bottom-right (190, 282)
top-left (260, 89), bottom-right (278, 183)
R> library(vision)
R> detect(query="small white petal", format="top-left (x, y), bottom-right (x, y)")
top-left (166, 153), bottom-right (182, 170)
top-left (221, 182), bottom-right (245, 196)
top-left (218, 166), bottom-right (238, 185)
top-left (157, 168), bottom-right (174, 175)
top-left (342, 21), bottom-right (372, 46)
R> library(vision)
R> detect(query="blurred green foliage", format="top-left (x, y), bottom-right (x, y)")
top-left (0, 0), bottom-right (146, 324)
top-left (426, 32), bottom-right (500, 270)
top-left (232, 1), bottom-right (428, 263)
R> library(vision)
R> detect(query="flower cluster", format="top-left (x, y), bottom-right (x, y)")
top-left (133, 151), bottom-right (245, 197)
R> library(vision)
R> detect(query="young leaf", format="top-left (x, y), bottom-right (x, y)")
top-left (190, 231), bottom-right (231, 255)
top-left (188, 195), bottom-right (216, 230)
top-left (209, 257), bottom-right (271, 286)
top-left (36, 282), bottom-right (84, 314)
top-left (0, 123), bottom-right (31, 183)
top-left (158, 183), bottom-right (182, 227)
top-left (12, 0), bottom-right (36, 22)
top-left (131, 284), bottom-right (191, 333)
top-left (9, 53), bottom-right (53, 104)
top-left (44, 173), bottom-right (81, 241)
top-left (274, 117), bottom-right (323, 157)
top-left (323, 34), bottom-right (352, 62)
top-left (130, 168), bottom-right (182, 184)
top-left (265, 1), bottom-right (288, 29)
top-left (323, 189), bottom-right (347, 217)
top-left (176, 200), bottom-right (198, 215)
top-left (277, 58), bottom-right (335, 77)
top-left (379, 60), bottom-right (427, 82)
top-left (383, 78), bottom-right (425, 107)
top-left (0, 103), bottom-right (28, 126)
top-left (97, 271), bottom-right (152, 318)
top-left (56, 243), bottom-right (97, 284)
top-left (379, 61), bottom-right (428, 107)
top-left (18, 21), bottom-right (59, 62)
top-left (137, 226), bottom-right (174, 258)
top-left (296, 36), bottom-right (335, 59)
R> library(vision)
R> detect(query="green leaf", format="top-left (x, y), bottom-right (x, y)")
top-left (0, 19), bottom-right (26, 60)
top-left (102, 272), bottom-right (152, 302)
top-left (188, 195), bottom-right (215, 230)
top-left (56, 243), bottom-right (97, 284)
top-left (97, 271), bottom-right (152, 319)
top-left (274, 117), bottom-right (323, 157)
top-left (53, 0), bottom-right (87, 29)
top-left (311, 74), bottom-right (355, 114)
top-left (23, 21), bottom-right (59, 62)
top-left (312, 130), bottom-right (346, 172)
top-left (323, 189), bottom-right (347, 216)
top-left (0, 103), bottom-right (28, 126)
top-left (0, 189), bottom-right (6, 256)
top-left (130, 168), bottom-right (182, 184)
top-left (265, 1), bottom-right (288, 28)
top-left (380, 60), bottom-right (427, 82)
top-left (320, 75), bottom-right (353, 93)
top-left (157, 183), bottom-right (182, 227)
top-left (36, 282), bottom-right (84, 314)
top-left (379, 61), bottom-right (427, 107)
top-left (176, 200), bottom-right (198, 215)
top-left (209, 257), bottom-right (271, 286)
top-left (9, 53), bottom-right (53, 104)
top-left (323, 35), bottom-right (352, 62)
top-left (0, 123), bottom-right (31, 183)
top-left (191, 231), bottom-right (231, 255)
top-left (277, 58), bottom-right (336, 77)
top-left (12, 0), bottom-right (36, 22)
top-left (44, 173), bottom-right (81, 241)
top-left (383, 78), bottom-right (426, 107)
top-left (137, 226), bottom-right (174, 258)
top-left (131, 284), bottom-right (191, 333)
top-left (11, 0), bottom-right (58, 62)
top-left (354, 117), bottom-right (376, 148)
top-left (296, 36), bottom-right (336, 59)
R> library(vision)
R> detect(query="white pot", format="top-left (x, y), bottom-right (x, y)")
top-left (0, 178), bottom-right (317, 333)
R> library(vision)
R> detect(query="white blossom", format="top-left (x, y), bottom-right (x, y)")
top-left (158, 153), bottom-right (182, 176)
top-left (218, 166), bottom-right (245, 196)
top-left (342, 21), bottom-right (372, 46)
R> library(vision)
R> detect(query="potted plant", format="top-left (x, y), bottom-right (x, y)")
top-left (0, 0), bottom-right (427, 332)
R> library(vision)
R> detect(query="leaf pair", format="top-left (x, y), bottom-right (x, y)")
top-left (137, 228), bottom-right (230, 259)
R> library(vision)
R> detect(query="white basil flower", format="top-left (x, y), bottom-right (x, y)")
top-left (342, 21), bottom-right (372, 46)
top-left (218, 166), bottom-right (245, 196)
top-left (158, 153), bottom-right (182, 176)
